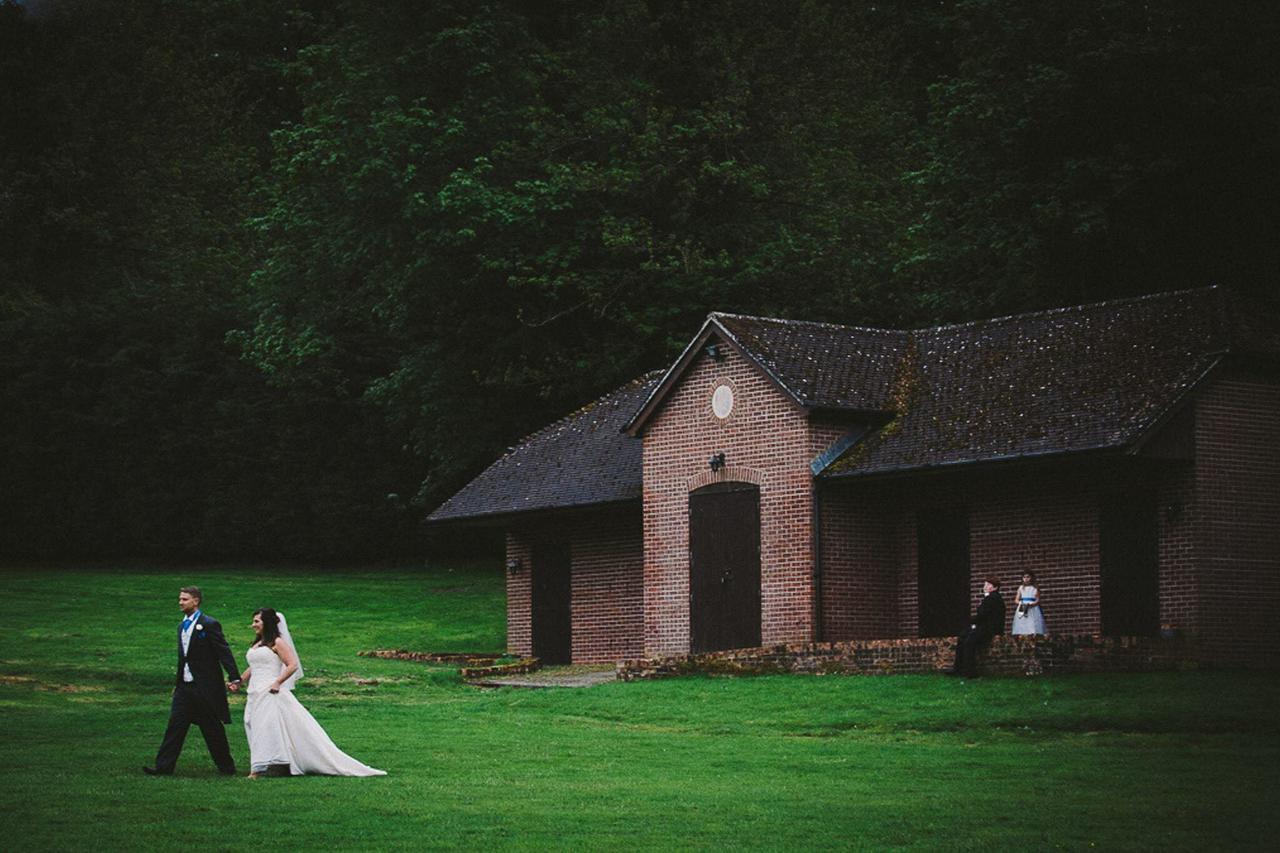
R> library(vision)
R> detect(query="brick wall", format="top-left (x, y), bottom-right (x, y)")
top-left (821, 465), bottom-right (1167, 639)
top-left (617, 633), bottom-right (1198, 680)
top-left (641, 344), bottom-right (821, 656)
top-left (819, 489), bottom-right (898, 639)
top-left (819, 472), bottom-right (1078, 638)
top-left (505, 507), bottom-right (643, 663)
top-left (570, 511), bottom-right (645, 663)
top-left (813, 367), bottom-right (1279, 669)
top-left (505, 533), bottom-right (532, 658)
top-left (502, 363), bottom-right (1276, 668)
top-left (1156, 462), bottom-right (1198, 641)
top-left (966, 470), bottom-right (1103, 635)
top-left (1192, 369), bottom-right (1280, 666)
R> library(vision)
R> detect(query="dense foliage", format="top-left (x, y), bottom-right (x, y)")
top-left (2, 0), bottom-right (1277, 558)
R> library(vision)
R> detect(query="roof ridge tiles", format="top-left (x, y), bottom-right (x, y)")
top-left (711, 311), bottom-right (901, 336)
top-left (910, 285), bottom-right (1218, 335)
top-left (710, 286), bottom-right (1219, 338)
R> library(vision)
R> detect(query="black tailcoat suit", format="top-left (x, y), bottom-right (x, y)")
top-left (152, 611), bottom-right (241, 773)
top-left (952, 591), bottom-right (1007, 677)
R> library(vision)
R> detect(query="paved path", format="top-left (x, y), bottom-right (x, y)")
top-left (470, 664), bottom-right (617, 689)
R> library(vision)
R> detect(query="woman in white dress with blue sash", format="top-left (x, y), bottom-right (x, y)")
top-left (1011, 572), bottom-right (1047, 635)
top-left (239, 608), bottom-right (385, 778)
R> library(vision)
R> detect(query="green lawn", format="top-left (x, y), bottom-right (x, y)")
top-left (2, 565), bottom-right (1276, 851)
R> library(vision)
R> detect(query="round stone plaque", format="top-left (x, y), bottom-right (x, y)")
top-left (712, 384), bottom-right (734, 419)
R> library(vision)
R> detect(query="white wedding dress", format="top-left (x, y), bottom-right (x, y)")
top-left (243, 644), bottom-right (385, 776)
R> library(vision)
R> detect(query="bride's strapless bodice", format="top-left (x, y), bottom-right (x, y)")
top-left (246, 644), bottom-right (285, 693)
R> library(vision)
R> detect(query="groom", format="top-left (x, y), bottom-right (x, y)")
top-left (143, 586), bottom-right (242, 775)
top-left (948, 578), bottom-right (1007, 678)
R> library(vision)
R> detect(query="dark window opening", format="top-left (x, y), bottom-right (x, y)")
top-left (1100, 491), bottom-right (1160, 637)
top-left (531, 542), bottom-right (572, 664)
top-left (917, 508), bottom-right (970, 637)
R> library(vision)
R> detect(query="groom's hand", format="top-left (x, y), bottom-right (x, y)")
top-left (227, 680), bottom-right (240, 692)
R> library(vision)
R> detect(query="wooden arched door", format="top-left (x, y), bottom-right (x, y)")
top-left (689, 482), bottom-right (761, 653)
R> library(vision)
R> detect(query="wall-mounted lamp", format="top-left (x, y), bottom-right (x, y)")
top-left (709, 452), bottom-right (726, 472)
top-left (506, 558), bottom-right (523, 574)
top-left (705, 343), bottom-right (725, 361)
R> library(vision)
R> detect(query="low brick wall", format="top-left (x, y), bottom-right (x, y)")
top-left (460, 658), bottom-right (541, 680)
top-left (357, 648), bottom-right (543, 680)
top-left (358, 649), bottom-right (504, 665)
top-left (616, 633), bottom-right (1197, 680)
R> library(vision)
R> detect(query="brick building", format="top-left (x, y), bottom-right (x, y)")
top-left (429, 288), bottom-right (1279, 668)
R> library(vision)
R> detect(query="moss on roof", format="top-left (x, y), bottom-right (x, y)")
top-left (432, 287), bottom-right (1273, 520)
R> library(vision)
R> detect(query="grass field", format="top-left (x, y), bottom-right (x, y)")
top-left (2, 564), bottom-right (1277, 851)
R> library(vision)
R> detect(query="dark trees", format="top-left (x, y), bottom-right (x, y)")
top-left (2, 0), bottom-right (1276, 558)
top-left (898, 0), bottom-right (1280, 318)
top-left (242, 0), bottom-right (915, 511)
top-left (0, 0), bottom-right (416, 558)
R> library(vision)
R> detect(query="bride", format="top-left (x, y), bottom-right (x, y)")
top-left (238, 608), bottom-right (385, 778)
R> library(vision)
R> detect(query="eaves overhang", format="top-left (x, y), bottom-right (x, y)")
top-left (818, 443), bottom-right (1134, 483)
top-left (425, 497), bottom-right (641, 528)
top-left (1123, 354), bottom-right (1224, 456)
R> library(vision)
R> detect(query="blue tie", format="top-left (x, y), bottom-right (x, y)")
top-left (182, 616), bottom-right (192, 632)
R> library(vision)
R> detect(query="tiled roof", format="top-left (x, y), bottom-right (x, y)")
top-left (427, 372), bottom-right (661, 523)
top-left (621, 313), bottom-right (910, 434)
top-left (431, 287), bottom-right (1271, 520)
top-left (825, 286), bottom-right (1256, 477)
top-left (712, 314), bottom-right (908, 411)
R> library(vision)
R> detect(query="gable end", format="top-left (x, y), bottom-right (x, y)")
top-left (623, 317), bottom-right (808, 436)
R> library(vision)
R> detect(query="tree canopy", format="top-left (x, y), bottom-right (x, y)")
top-left (2, 0), bottom-right (1276, 559)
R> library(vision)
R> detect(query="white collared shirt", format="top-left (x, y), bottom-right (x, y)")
top-left (181, 610), bottom-right (201, 682)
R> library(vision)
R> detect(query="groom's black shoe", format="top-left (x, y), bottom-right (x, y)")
top-left (218, 766), bottom-right (237, 776)
top-left (142, 766), bottom-right (172, 776)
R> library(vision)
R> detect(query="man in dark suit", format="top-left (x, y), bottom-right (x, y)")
top-left (949, 578), bottom-right (1007, 678)
top-left (143, 586), bottom-right (242, 775)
